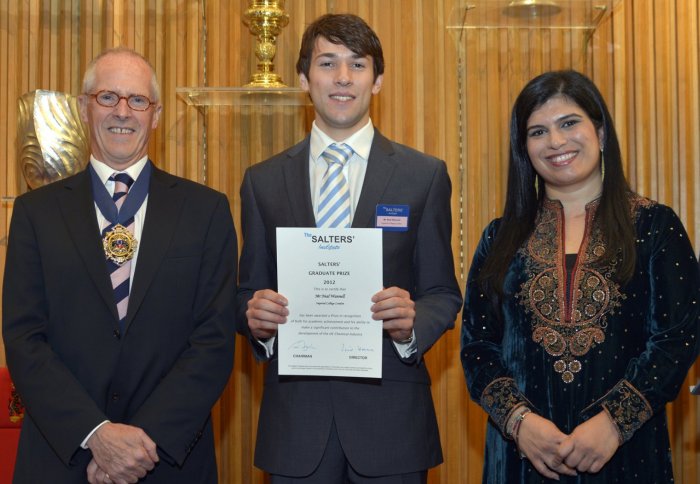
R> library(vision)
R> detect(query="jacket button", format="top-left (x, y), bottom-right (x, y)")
top-left (111, 393), bottom-right (119, 401)
top-left (113, 330), bottom-right (121, 339)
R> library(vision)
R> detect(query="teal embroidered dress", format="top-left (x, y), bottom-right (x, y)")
top-left (461, 196), bottom-right (700, 483)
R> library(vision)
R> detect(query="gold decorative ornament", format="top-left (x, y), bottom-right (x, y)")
top-left (103, 224), bottom-right (138, 265)
top-left (243, 0), bottom-right (290, 88)
top-left (17, 90), bottom-right (89, 189)
top-left (9, 381), bottom-right (25, 424)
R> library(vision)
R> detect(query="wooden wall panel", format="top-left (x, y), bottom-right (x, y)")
top-left (0, 1), bottom-right (698, 483)
top-left (608, 3), bottom-right (700, 482)
top-left (455, 1), bottom-right (700, 483)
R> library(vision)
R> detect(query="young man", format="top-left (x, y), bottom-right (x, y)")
top-left (237, 14), bottom-right (461, 483)
top-left (3, 48), bottom-right (237, 483)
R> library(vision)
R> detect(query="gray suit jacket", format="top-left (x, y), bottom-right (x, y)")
top-left (3, 165), bottom-right (237, 483)
top-left (237, 131), bottom-right (462, 477)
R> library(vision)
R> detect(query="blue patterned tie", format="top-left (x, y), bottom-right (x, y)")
top-left (317, 143), bottom-right (354, 228)
top-left (103, 173), bottom-right (135, 330)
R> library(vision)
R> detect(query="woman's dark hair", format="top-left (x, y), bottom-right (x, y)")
top-left (479, 70), bottom-right (636, 296)
top-left (296, 14), bottom-right (384, 81)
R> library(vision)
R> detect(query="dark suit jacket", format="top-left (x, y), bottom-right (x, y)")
top-left (236, 131), bottom-right (462, 477)
top-left (2, 164), bottom-right (237, 483)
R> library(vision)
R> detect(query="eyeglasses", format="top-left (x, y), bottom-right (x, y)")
top-left (86, 90), bottom-right (157, 111)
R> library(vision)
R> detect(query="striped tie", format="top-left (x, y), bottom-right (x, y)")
top-left (103, 173), bottom-right (135, 329)
top-left (317, 143), bottom-right (354, 228)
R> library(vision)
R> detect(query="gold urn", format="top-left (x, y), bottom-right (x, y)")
top-left (243, 0), bottom-right (290, 88)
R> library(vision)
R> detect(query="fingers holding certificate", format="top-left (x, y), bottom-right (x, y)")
top-left (246, 289), bottom-right (289, 340)
top-left (276, 227), bottom-right (383, 378)
top-left (371, 287), bottom-right (416, 343)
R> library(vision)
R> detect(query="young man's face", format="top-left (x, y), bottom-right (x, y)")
top-left (300, 36), bottom-right (383, 141)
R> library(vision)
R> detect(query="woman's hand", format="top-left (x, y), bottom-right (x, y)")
top-left (558, 411), bottom-right (620, 473)
top-left (517, 413), bottom-right (578, 480)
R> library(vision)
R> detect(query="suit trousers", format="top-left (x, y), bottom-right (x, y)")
top-left (270, 420), bottom-right (428, 484)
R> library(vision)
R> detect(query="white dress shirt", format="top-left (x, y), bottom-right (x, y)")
top-left (90, 155), bottom-right (150, 288)
top-left (260, 121), bottom-right (416, 358)
top-left (81, 155), bottom-right (150, 448)
top-left (309, 119), bottom-right (373, 221)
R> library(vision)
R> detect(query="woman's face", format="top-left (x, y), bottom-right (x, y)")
top-left (525, 95), bottom-right (604, 197)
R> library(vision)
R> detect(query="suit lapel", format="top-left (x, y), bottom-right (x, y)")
top-left (282, 137), bottom-right (316, 227)
top-left (353, 131), bottom-right (397, 228)
top-left (124, 165), bottom-right (184, 332)
top-left (278, 132), bottom-right (396, 229)
top-left (59, 170), bottom-right (120, 321)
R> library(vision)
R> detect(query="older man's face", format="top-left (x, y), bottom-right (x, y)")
top-left (79, 53), bottom-right (161, 170)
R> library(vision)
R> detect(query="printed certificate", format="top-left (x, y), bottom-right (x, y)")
top-left (276, 227), bottom-right (383, 378)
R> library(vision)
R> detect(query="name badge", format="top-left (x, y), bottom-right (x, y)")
top-left (375, 204), bottom-right (409, 232)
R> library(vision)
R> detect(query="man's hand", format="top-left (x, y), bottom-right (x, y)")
top-left (517, 413), bottom-right (577, 480)
top-left (246, 289), bottom-right (289, 340)
top-left (558, 411), bottom-right (620, 473)
top-left (371, 287), bottom-right (415, 342)
top-left (86, 422), bottom-right (158, 484)
top-left (87, 458), bottom-right (112, 484)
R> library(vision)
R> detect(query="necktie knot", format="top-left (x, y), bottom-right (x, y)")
top-left (321, 143), bottom-right (353, 168)
top-left (110, 172), bottom-right (134, 191)
top-left (110, 173), bottom-right (134, 208)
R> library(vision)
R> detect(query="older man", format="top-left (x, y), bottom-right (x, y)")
top-left (2, 48), bottom-right (236, 483)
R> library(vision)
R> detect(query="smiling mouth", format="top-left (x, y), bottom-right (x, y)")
top-left (330, 94), bottom-right (354, 101)
top-left (108, 127), bottom-right (135, 134)
top-left (548, 151), bottom-right (577, 166)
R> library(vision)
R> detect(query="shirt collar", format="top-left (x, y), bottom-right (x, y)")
top-left (89, 155), bottom-right (149, 185)
top-left (309, 120), bottom-right (375, 163)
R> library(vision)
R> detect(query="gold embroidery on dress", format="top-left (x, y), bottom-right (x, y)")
top-left (602, 379), bottom-right (652, 441)
top-left (518, 198), bottom-right (633, 383)
top-left (480, 377), bottom-right (523, 432)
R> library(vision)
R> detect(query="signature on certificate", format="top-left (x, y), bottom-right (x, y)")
top-left (288, 340), bottom-right (317, 351)
top-left (340, 343), bottom-right (375, 353)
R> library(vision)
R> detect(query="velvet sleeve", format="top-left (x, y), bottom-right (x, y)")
top-left (460, 220), bottom-right (532, 435)
top-left (581, 205), bottom-right (700, 442)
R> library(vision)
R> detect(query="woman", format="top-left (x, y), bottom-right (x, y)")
top-left (461, 70), bottom-right (700, 483)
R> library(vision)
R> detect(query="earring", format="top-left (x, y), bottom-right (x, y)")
top-left (600, 147), bottom-right (605, 183)
top-left (534, 175), bottom-right (539, 198)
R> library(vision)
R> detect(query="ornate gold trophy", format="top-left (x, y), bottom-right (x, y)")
top-left (243, 0), bottom-right (290, 88)
top-left (17, 90), bottom-right (89, 189)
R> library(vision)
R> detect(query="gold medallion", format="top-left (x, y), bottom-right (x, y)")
top-left (103, 224), bottom-right (138, 265)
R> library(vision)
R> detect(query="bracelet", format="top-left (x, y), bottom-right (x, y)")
top-left (512, 408), bottom-right (532, 441)
top-left (512, 409), bottom-right (532, 459)
top-left (505, 405), bottom-right (529, 438)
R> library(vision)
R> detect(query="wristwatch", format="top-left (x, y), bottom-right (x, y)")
top-left (395, 334), bottom-right (414, 345)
